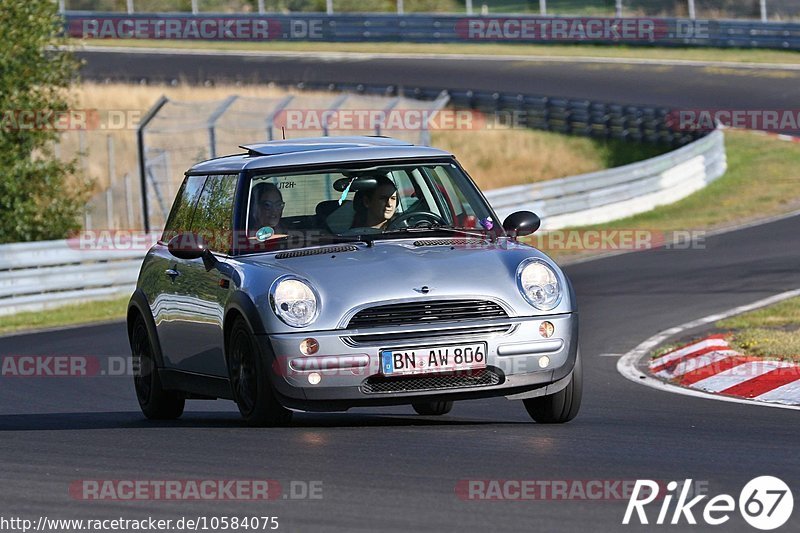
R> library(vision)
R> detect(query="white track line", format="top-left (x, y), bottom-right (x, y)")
top-left (617, 288), bottom-right (800, 411)
top-left (72, 45), bottom-right (800, 71)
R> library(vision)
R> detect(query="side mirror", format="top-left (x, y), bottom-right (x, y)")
top-left (503, 211), bottom-right (541, 237)
top-left (167, 233), bottom-right (210, 260)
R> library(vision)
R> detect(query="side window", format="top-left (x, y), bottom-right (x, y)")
top-left (191, 174), bottom-right (238, 254)
top-left (161, 175), bottom-right (207, 243)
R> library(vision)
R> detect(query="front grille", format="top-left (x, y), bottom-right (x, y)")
top-left (413, 238), bottom-right (488, 247)
top-left (361, 368), bottom-right (503, 394)
top-left (275, 245), bottom-right (358, 259)
top-left (347, 299), bottom-right (508, 329)
top-left (343, 324), bottom-right (513, 346)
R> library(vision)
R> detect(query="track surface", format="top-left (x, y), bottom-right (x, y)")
top-left (1, 50), bottom-right (797, 531)
top-left (2, 214), bottom-right (799, 532)
top-left (77, 49), bottom-right (800, 109)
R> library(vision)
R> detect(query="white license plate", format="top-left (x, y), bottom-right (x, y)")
top-left (380, 343), bottom-right (487, 376)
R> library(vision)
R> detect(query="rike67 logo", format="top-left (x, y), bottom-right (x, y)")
top-left (623, 477), bottom-right (793, 530)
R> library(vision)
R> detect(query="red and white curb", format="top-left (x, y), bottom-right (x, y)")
top-left (649, 335), bottom-right (800, 406)
top-left (618, 288), bottom-right (800, 411)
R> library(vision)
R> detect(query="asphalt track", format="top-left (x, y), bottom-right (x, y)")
top-left (1, 213), bottom-right (799, 532)
top-left (0, 49), bottom-right (798, 532)
top-left (76, 48), bottom-right (800, 109)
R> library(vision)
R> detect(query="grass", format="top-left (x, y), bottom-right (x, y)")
top-left (73, 39), bottom-right (800, 66)
top-left (432, 128), bottom-right (665, 189)
top-left (530, 129), bottom-right (800, 261)
top-left (0, 297), bottom-right (130, 337)
top-left (715, 297), bottom-right (800, 362)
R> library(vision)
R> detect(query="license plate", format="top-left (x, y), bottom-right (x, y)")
top-left (380, 343), bottom-right (487, 376)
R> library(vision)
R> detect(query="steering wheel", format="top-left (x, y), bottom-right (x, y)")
top-left (386, 210), bottom-right (447, 230)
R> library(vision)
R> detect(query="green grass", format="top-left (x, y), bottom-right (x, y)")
top-left (0, 297), bottom-right (129, 337)
top-left (531, 130), bottom-right (800, 261)
top-left (72, 39), bottom-right (800, 66)
top-left (716, 297), bottom-right (800, 362)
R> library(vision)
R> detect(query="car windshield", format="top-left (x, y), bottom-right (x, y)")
top-left (243, 161), bottom-right (498, 252)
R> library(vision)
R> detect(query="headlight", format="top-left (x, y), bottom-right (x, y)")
top-left (517, 259), bottom-right (562, 311)
top-left (270, 277), bottom-right (319, 327)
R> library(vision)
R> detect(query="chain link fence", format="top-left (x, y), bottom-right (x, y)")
top-left (137, 90), bottom-right (449, 230)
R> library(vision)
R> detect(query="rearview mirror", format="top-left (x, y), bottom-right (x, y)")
top-left (503, 211), bottom-right (541, 237)
top-left (167, 233), bottom-right (210, 260)
top-left (333, 176), bottom-right (378, 192)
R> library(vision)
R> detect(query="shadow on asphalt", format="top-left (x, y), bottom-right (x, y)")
top-left (0, 411), bottom-right (529, 431)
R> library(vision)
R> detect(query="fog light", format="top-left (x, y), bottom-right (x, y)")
top-left (539, 321), bottom-right (555, 338)
top-left (300, 338), bottom-right (319, 355)
top-left (538, 356), bottom-right (550, 369)
top-left (308, 372), bottom-right (321, 385)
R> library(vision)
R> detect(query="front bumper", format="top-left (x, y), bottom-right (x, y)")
top-left (260, 313), bottom-right (578, 411)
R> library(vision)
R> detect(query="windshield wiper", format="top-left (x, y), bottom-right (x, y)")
top-left (377, 224), bottom-right (491, 241)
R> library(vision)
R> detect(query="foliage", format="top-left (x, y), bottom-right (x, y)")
top-left (0, 0), bottom-right (93, 243)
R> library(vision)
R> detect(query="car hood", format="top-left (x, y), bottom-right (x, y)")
top-left (238, 238), bottom-right (573, 332)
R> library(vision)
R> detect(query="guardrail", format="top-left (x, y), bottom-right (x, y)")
top-left (0, 240), bottom-right (143, 317)
top-left (485, 128), bottom-right (727, 229)
top-left (0, 128), bottom-right (726, 316)
top-left (64, 13), bottom-right (800, 50)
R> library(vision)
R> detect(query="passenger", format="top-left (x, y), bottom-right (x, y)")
top-left (250, 182), bottom-right (287, 235)
top-left (352, 176), bottom-right (398, 230)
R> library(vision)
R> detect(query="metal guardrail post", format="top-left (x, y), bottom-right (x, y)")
top-left (327, 0), bottom-right (334, 16)
top-left (258, 0), bottom-right (265, 15)
top-left (397, 0), bottom-right (404, 16)
top-left (466, 0), bottom-right (473, 16)
top-left (137, 96), bottom-right (169, 233)
top-left (761, 0), bottom-right (768, 22)
top-left (539, 0), bottom-right (546, 16)
top-left (374, 97), bottom-right (400, 137)
top-left (688, 0), bottom-right (696, 20)
top-left (191, 0), bottom-right (199, 15)
top-left (322, 94), bottom-right (349, 137)
top-left (207, 95), bottom-right (238, 159)
top-left (615, 0), bottom-right (623, 18)
top-left (126, 0), bottom-right (134, 14)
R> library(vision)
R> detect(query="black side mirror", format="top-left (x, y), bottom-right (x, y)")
top-left (167, 233), bottom-right (210, 260)
top-left (503, 211), bottom-right (541, 237)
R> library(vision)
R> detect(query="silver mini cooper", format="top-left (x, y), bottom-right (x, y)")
top-left (128, 136), bottom-right (581, 426)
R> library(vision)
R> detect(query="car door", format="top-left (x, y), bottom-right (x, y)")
top-left (151, 174), bottom-right (207, 372)
top-left (162, 174), bottom-right (239, 377)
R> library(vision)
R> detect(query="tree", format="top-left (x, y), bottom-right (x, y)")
top-left (0, 0), bottom-right (93, 244)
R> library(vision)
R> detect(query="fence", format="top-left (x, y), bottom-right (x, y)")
top-left (1, 126), bottom-right (726, 316)
top-left (485, 128), bottom-right (726, 229)
top-left (59, 1), bottom-right (799, 21)
top-left (136, 90), bottom-right (450, 231)
top-left (0, 239), bottom-right (146, 316)
top-left (65, 13), bottom-right (800, 49)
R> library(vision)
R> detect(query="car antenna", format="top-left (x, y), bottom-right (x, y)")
top-left (281, 126), bottom-right (286, 140)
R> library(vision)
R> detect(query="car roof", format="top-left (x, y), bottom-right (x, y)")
top-left (189, 136), bottom-right (454, 174)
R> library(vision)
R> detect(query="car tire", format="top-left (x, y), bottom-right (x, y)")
top-left (130, 315), bottom-right (185, 420)
top-left (412, 401), bottom-right (453, 416)
top-left (227, 317), bottom-right (292, 427)
top-left (523, 351), bottom-right (582, 424)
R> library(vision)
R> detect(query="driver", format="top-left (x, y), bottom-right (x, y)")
top-left (351, 176), bottom-right (398, 230)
